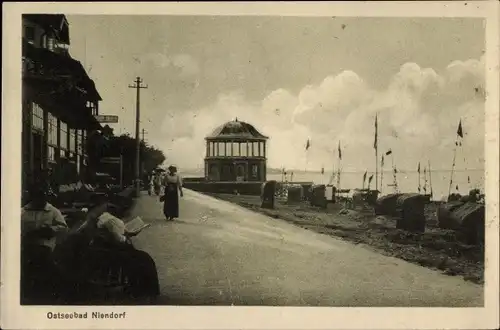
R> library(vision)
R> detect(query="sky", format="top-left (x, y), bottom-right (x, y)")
top-left (66, 15), bottom-right (485, 172)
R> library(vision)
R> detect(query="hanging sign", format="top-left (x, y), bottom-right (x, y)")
top-left (94, 115), bottom-right (119, 123)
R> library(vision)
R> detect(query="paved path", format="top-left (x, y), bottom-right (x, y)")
top-left (130, 190), bottom-right (483, 307)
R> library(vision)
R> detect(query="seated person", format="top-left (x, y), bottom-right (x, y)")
top-left (21, 181), bottom-right (69, 298)
top-left (94, 213), bottom-right (160, 299)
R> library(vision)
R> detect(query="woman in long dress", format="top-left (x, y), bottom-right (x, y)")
top-left (162, 165), bottom-right (183, 221)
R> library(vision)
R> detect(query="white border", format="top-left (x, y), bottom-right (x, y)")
top-left (2, 2), bottom-right (499, 329)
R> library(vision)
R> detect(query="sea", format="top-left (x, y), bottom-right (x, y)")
top-left (181, 168), bottom-right (484, 202)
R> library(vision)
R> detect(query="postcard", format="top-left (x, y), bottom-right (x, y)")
top-left (1, 1), bottom-right (499, 329)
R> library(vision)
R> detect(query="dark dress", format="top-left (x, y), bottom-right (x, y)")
top-left (163, 174), bottom-right (181, 219)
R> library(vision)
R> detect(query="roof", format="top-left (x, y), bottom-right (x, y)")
top-left (23, 39), bottom-right (102, 101)
top-left (23, 14), bottom-right (70, 45)
top-left (205, 119), bottom-right (268, 140)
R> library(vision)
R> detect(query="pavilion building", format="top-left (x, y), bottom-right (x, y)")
top-left (204, 119), bottom-right (268, 182)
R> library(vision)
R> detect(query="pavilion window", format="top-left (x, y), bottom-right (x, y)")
top-left (241, 142), bottom-right (248, 157)
top-left (209, 142), bottom-right (214, 157)
top-left (218, 142), bottom-right (225, 156)
top-left (226, 142), bottom-right (231, 157)
top-left (261, 142), bottom-right (265, 157)
top-left (252, 142), bottom-right (259, 157)
top-left (232, 142), bottom-right (240, 157)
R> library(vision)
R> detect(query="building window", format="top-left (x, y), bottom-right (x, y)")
top-left (232, 142), bottom-right (240, 157)
top-left (60, 121), bottom-right (68, 150)
top-left (46, 36), bottom-right (55, 51)
top-left (225, 142), bottom-right (231, 157)
top-left (32, 103), bottom-right (44, 131)
top-left (48, 112), bottom-right (57, 146)
top-left (76, 154), bottom-right (81, 174)
top-left (241, 142), bottom-right (248, 157)
top-left (25, 26), bottom-right (35, 43)
top-left (260, 142), bottom-right (265, 157)
top-left (76, 129), bottom-right (83, 155)
top-left (82, 130), bottom-right (87, 155)
top-left (48, 146), bottom-right (56, 163)
top-left (69, 128), bottom-right (76, 152)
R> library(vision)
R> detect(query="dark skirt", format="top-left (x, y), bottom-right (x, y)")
top-left (120, 247), bottom-right (160, 297)
top-left (163, 185), bottom-right (179, 218)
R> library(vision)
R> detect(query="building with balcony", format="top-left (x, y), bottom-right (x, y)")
top-left (204, 119), bottom-right (268, 182)
top-left (22, 14), bottom-right (102, 191)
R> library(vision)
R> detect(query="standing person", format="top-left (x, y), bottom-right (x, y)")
top-left (153, 172), bottom-right (162, 196)
top-left (148, 173), bottom-right (154, 196)
top-left (162, 165), bottom-right (183, 221)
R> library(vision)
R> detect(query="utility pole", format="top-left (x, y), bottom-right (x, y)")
top-left (128, 77), bottom-right (148, 197)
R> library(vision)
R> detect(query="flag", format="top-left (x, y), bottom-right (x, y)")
top-left (374, 114), bottom-right (378, 150)
top-left (305, 139), bottom-right (310, 151)
top-left (457, 120), bottom-right (463, 138)
top-left (468, 176), bottom-right (471, 184)
top-left (338, 141), bottom-right (342, 160)
top-left (368, 175), bottom-right (373, 184)
top-left (417, 162), bottom-right (421, 173)
top-left (385, 149), bottom-right (392, 156)
top-left (381, 155), bottom-right (384, 167)
top-left (363, 171), bottom-right (367, 182)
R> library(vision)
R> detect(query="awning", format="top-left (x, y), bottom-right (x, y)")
top-left (24, 79), bottom-right (101, 131)
top-left (23, 39), bottom-right (102, 101)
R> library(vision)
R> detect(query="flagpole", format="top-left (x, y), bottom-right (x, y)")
top-left (417, 162), bottom-right (421, 193)
top-left (337, 141), bottom-right (341, 195)
top-left (375, 114), bottom-right (378, 192)
top-left (448, 140), bottom-right (458, 198)
top-left (380, 156), bottom-right (384, 195)
top-left (391, 154), bottom-right (398, 193)
top-left (448, 120), bottom-right (462, 198)
top-left (428, 160), bottom-right (433, 199)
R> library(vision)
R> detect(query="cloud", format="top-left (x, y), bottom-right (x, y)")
top-left (143, 52), bottom-right (200, 78)
top-left (153, 56), bottom-right (485, 173)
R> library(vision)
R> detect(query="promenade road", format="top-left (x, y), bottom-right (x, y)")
top-left (130, 190), bottom-right (483, 307)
